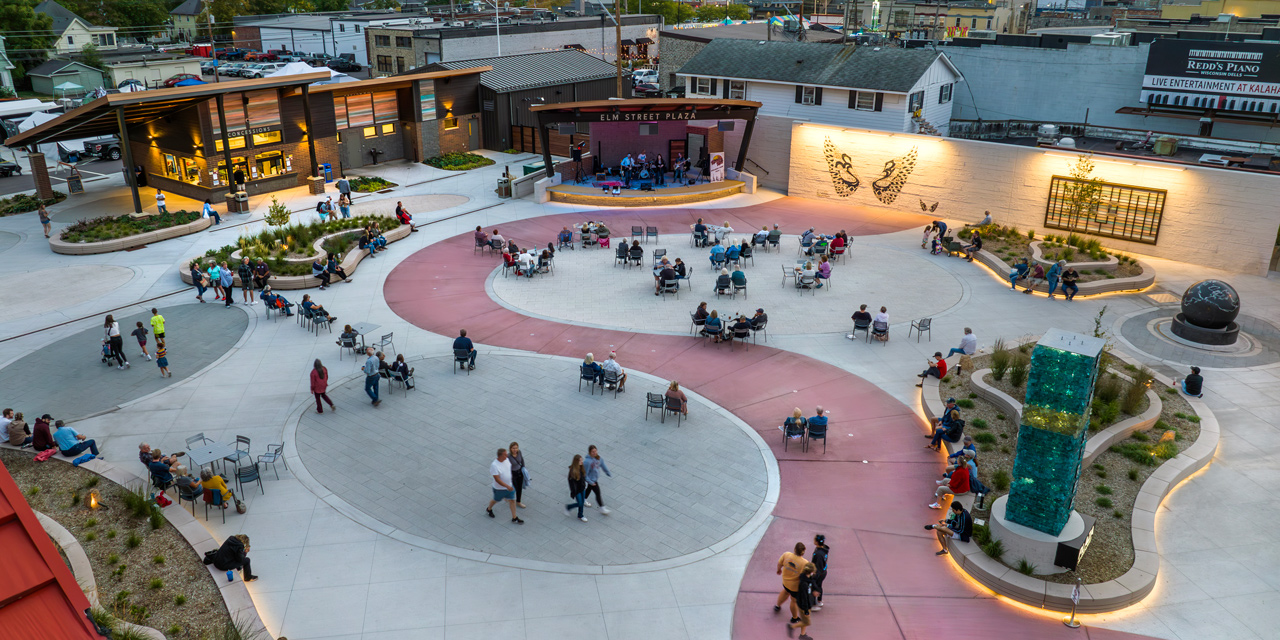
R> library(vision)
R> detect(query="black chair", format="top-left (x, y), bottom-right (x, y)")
top-left (337, 334), bottom-right (359, 360)
top-left (177, 483), bottom-right (201, 516)
top-left (578, 364), bottom-right (602, 394)
top-left (664, 395), bottom-right (684, 427)
top-left (783, 417), bottom-right (807, 451)
top-left (489, 238), bottom-right (503, 254)
top-left (805, 421), bottom-right (828, 453)
top-left (871, 320), bottom-right (889, 345)
top-left (150, 472), bottom-right (174, 498)
top-left (646, 226), bottom-right (659, 243)
top-left (660, 279), bottom-right (680, 299)
top-left (652, 248), bottom-right (667, 267)
top-left (703, 323), bottom-right (723, 345)
top-left (645, 393), bottom-right (665, 421)
top-left (740, 244), bottom-right (755, 266)
top-left (628, 245), bottom-right (644, 266)
top-left (751, 319), bottom-right (768, 344)
top-left (312, 313), bottom-right (334, 335)
top-left (631, 226), bottom-right (643, 242)
top-left (909, 317), bottom-right (932, 343)
top-left (689, 311), bottom-right (706, 335)
top-left (615, 243), bottom-right (629, 267)
top-left (730, 324), bottom-right (752, 351)
top-left (732, 276), bottom-right (747, 299)
top-left (453, 348), bottom-right (472, 374)
top-left (767, 230), bottom-right (782, 252)
top-left (202, 487), bottom-right (225, 523)
top-left (235, 462), bottom-right (264, 496)
top-left (714, 276), bottom-right (733, 299)
top-left (602, 369), bottom-right (624, 397)
top-left (851, 318), bottom-right (872, 341)
top-left (474, 237), bottom-right (489, 253)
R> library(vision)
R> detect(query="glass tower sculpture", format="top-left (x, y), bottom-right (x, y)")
top-left (1006, 329), bottom-right (1106, 536)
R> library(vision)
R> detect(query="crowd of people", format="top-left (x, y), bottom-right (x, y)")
top-left (102, 309), bottom-right (170, 377)
top-left (772, 535), bottom-right (830, 639)
top-left (485, 444), bottom-right (614, 526)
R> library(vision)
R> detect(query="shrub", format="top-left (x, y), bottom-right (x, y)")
top-left (84, 477), bottom-right (99, 488)
top-left (107, 554), bottom-right (119, 565)
top-left (1114, 509), bottom-right (1125, 518)
top-left (107, 530), bottom-right (117, 539)
top-left (349, 176), bottom-right (398, 192)
top-left (990, 339), bottom-right (1011, 380)
top-left (993, 469), bottom-right (1011, 490)
top-left (982, 538), bottom-right (1005, 560)
top-left (1096, 485), bottom-right (1113, 495)
top-left (0, 191), bottom-right (66, 215)
top-left (85, 532), bottom-right (97, 541)
top-left (87, 607), bottom-right (113, 629)
top-left (971, 418), bottom-right (988, 429)
top-left (148, 508), bottom-right (164, 530)
top-left (126, 533), bottom-right (141, 549)
top-left (1120, 368), bottom-right (1153, 415)
top-left (1096, 497), bottom-right (1113, 508)
top-left (1027, 229), bottom-right (1035, 240)
top-left (968, 392), bottom-right (978, 399)
top-left (1174, 411), bottom-right (1201, 424)
top-left (196, 215), bottom-right (401, 277)
top-left (1016, 557), bottom-right (1036, 575)
top-left (1164, 387), bottom-right (1177, 395)
top-left (61, 210), bottom-right (200, 243)
top-left (27, 486), bottom-right (39, 495)
top-left (974, 433), bottom-right (998, 445)
top-left (980, 444), bottom-right (994, 452)
top-left (1152, 441), bottom-right (1178, 459)
top-left (972, 523), bottom-right (992, 546)
top-left (1000, 446), bottom-right (1011, 454)
top-left (69, 492), bottom-right (81, 507)
top-left (425, 152), bottom-right (495, 171)
top-left (121, 485), bottom-right (151, 518)
top-left (168, 625), bottom-right (182, 636)
top-left (956, 399), bottom-right (975, 409)
top-left (1009, 355), bottom-right (1030, 387)
top-left (152, 555), bottom-right (165, 565)
top-left (999, 433), bottom-right (1009, 439)
top-left (1096, 469), bottom-right (1107, 478)
top-left (174, 594), bottom-right (187, 606)
top-left (1111, 442), bottom-right (1157, 466)
top-left (1128, 468), bottom-right (1139, 481)
top-left (1095, 375), bottom-right (1122, 403)
top-left (1130, 431), bottom-right (1149, 441)
top-left (149, 578), bottom-right (164, 590)
top-left (85, 518), bottom-right (97, 527)
top-left (996, 414), bottom-right (1006, 421)
top-left (1093, 399), bottom-right (1120, 427)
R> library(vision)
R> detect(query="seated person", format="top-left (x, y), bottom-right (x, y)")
top-left (715, 268), bottom-right (733, 295)
top-left (714, 222), bottom-right (733, 243)
top-left (358, 232), bottom-right (376, 257)
top-left (783, 408), bottom-right (807, 439)
top-left (751, 308), bottom-right (768, 329)
top-left (851, 304), bottom-right (873, 329)
top-left (926, 501), bottom-right (973, 555)
top-left (557, 227), bottom-right (574, 248)
top-left (174, 465), bottom-right (202, 495)
top-left (491, 229), bottom-right (507, 246)
top-left (1060, 266), bottom-right (1080, 301)
top-left (538, 249), bottom-right (552, 273)
top-left (327, 254), bottom-right (351, 283)
top-left (655, 261), bottom-right (677, 295)
top-left (962, 231), bottom-right (982, 262)
top-left (754, 226), bottom-right (770, 246)
top-left (339, 324), bottom-right (360, 347)
top-left (601, 352), bottom-right (627, 390)
top-left (930, 457), bottom-right (971, 509)
top-left (830, 233), bottom-right (846, 253)
top-left (703, 310), bottom-right (723, 341)
top-left (691, 218), bottom-right (708, 246)
top-left (582, 353), bottom-right (604, 385)
top-left (800, 228), bottom-right (817, 250)
top-left (54, 421), bottom-right (98, 457)
top-left (817, 255), bottom-right (832, 282)
top-left (148, 449), bottom-right (178, 485)
top-left (300, 295), bottom-right (336, 323)
top-left (454, 329), bottom-right (477, 369)
top-left (709, 242), bottom-right (727, 265)
top-left (665, 381), bottom-right (688, 416)
top-left (730, 314), bottom-right (752, 339)
top-left (391, 354), bottom-right (414, 389)
top-left (927, 398), bottom-right (963, 451)
top-left (252, 259), bottom-right (271, 290)
top-left (731, 268), bottom-right (747, 291)
top-left (311, 258), bottom-right (331, 289)
top-left (943, 450), bottom-right (980, 489)
top-left (6, 411), bottom-right (31, 447)
top-left (201, 468), bottom-right (235, 506)
top-left (517, 250), bottom-right (537, 277)
top-left (210, 534), bottom-right (257, 582)
top-left (475, 226), bottom-right (490, 246)
top-left (370, 224), bottom-right (388, 250)
top-left (947, 435), bottom-right (977, 465)
top-left (1022, 263), bottom-right (1046, 294)
top-left (1009, 258), bottom-right (1030, 289)
top-left (260, 287), bottom-right (294, 316)
top-left (674, 258), bottom-right (688, 279)
top-left (31, 414), bottom-right (56, 452)
top-left (724, 244), bottom-right (741, 265)
top-left (1181, 366), bottom-right (1204, 398)
top-left (395, 205), bottom-right (417, 231)
top-left (872, 308), bottom-right (890, 342)
top-left (693, 301), bottom-right (709, 328)
top-left (595, 223), bottom-right (610, 243)
top-left (798, 262), bottom-right (821, 288)
top-left (808, 407), bottom-right (828, 432)
top-left (916, 352), bottom-right (948, 387)
top-left (138, 442), bottom-right (181, 467)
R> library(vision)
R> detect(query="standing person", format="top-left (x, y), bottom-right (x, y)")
top-left (811, 534), bottom-right (829, 611)
top-left (149, 308), bottom-right (165, 342)
top-left (509, 442), bottom-right (527, 509)
top-left (104, 315), bottom-right (129, 369)
top-left (38, 202), bottom-right (52, 238)
top-left (207, 261), bottom-right (223, 301)
top-left (202, 199), bottom-right (221, 225)
top-left (565, 454), bottom-right (588, 522)
top-left (155, 189), bottom-right (168, 214)
top-left (220, 261), bottom-right (235, 307)
top-left (338, 192), bottom-right (352, 219)
top-left (362, 347), bottom-right (381, 407)
top-left (311, 359), bottom-right (336, 414)
top-left (336, 174), bottom-right (351, 200)
top-left (130, 321), bottom-right (151, 360)
top-left (582, 445), bottom-right (612, 515)
top-left (773, 542), bottom-right (806, 622)
top-left (191, 262), bottom-right (208, 302)
top-left (238, 258), bottom-right (256, 304)
top-left (317, 197), bottom-right (332, 222)
top-left (1046, 259), bottom-right (1064, 299)
top-left (486, 448), bottom-right (524, 524)
top-left (155, 339), bottom-right (170, 377)
top-left (790, 563), bottom-right (817, 639)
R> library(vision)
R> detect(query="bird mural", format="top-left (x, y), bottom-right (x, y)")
top-left (872, 146), bottom-right (918, 205)
top-left (822, 138), bottom-right (919, 206)
top-left (823, 137), bottom-right (861, 197)
top-left (919, 199), bottom-right (939, 213)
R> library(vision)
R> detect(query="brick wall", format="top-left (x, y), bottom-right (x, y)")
top-left (438, 114), bottom-right (476, 154)
top-left (657, 33), bottom-right (706, 92)
top-left (129, 136), bottom-right (342, 201)
top-left (787, 122), bottom-right (1280, 276)
top-left (234, 26), bottom-right (262, 52)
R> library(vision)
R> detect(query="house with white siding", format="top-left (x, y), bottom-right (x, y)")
top-left (676, 39), bottom-right (962, 136)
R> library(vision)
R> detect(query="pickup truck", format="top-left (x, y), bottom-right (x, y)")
top-left (0, 159), bottom-right (22, 178)
top-left (218, 49), bottom-right (247, 61)
top-left (83, 136), bottom-right (122, 161)
top-left (326, 57), bottom-right (361, 72)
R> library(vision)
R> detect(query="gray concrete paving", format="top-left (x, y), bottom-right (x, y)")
top-left (0, 303), bottom-right (247, 421)
top-left (295, 353), bottom-right (769, 566)
top-left (0, 230), bottom-right (19, 254)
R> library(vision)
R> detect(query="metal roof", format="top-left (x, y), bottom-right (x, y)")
top-left (170, 0), bottom-right (203, 15)
top-left (25, 59), bottom-right (97, 77)
top-left (427, 49), bottom-right (620, 93)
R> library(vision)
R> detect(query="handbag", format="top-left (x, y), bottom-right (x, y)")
top-left (235, 499), bottom-right (247, 514)
top-left (522, 467), bottom-right (532, 488)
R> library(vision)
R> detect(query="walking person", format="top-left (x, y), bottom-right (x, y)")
top-left (130, 321), bottom-right (151, 360)
top-left (310, 359), bottom-right (336, 414)
top-left (104, 315), bottom-right (129, 369)
top-left (790, 563), bottom-right (817, 639)
top-left (338, 192), bottom-right (351, 219)
top-left (220, 261), bottom-right (235, 307)
top-left (773, 542), bottom-right (806, 622)
top-left (582, 445), bottom-right (612, 515)
top-left (38, 202), bottom-right (51, 238)
top-left (155, 339), bottom-right (170, 377)
top-left (509, 441), bottom-right (527, 509)
top-left (238, 258), bottom-right (256, 304)
top-left (155, 189), bottom-right (167, 214)
top-left (565, 454), bottom-right (588, 522)
top-left (362, 347), bottom-right (381, 407)
top-left (190, 262), bottom-right (208, 303)
top-left (811, 534), bottom-right (829, 611)
top-left (486, 448), bottom-right (524, 525)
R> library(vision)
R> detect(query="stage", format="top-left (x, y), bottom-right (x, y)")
top-left (547, 180), bottom-right (745, 207)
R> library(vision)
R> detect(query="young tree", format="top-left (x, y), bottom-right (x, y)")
top-left (1062, 154), bottom-right (1105, 224)
top-left (79, 43), bottom-right (104, 71)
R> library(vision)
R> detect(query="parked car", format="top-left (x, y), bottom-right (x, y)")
top-left (164, 73), bottom-right (202, 87)
top-left (632, 68), bottom-right (657, 84)
top-left (242, 62), bottom-right (284, 78)
top-left (633, 82), bottom-right (662, 97)
top-left (306, 53), bottom-right (333, 66)
top-left (200, 61), bottom-right (219, 74)
top-left (83, 136), bottom-right (122, 161)
top-left (266, 49), bottom-right (291, 60)
top-left (0, 159), bottom-right (22, 178)
top-left (327, 58), bottom-right (361, 72)
top-left (218, 62), bottom-right (246, 76)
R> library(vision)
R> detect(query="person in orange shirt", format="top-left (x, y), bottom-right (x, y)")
top-left (773, 542), bottom-right (807, 624)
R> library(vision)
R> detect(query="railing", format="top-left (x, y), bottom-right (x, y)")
top-left (949, 119), bottom-right (1280, 155)
top-left (745, 158), bottom-right (769, 175)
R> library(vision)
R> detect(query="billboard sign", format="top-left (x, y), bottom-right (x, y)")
top-left (1142, 40), bottom-right (1280, 110)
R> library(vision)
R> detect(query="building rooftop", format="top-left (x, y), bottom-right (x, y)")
top-left (34, 0), bottom-right (100, 32)
top-left (426, 49), bottom-right (619, 92)
top-left (25, 59), bottom-right (97, 77)
top-left (170, 0), bottom-right (202, 16)
top-left (678, 39), bottom-right (955, 93)
top-left (237, 14), bottom-right (338, 30)
top-left (663, 23), bottom-right (841, 44)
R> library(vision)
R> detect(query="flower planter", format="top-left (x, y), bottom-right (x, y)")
top-left (50, 215), bottom-right (212, 255)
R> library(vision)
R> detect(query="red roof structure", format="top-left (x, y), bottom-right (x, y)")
top-left (0, 460), bottom-right (102, 640)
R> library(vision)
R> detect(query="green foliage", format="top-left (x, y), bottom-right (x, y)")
top-left (1000, 446), bottom-right (1011, 454)
top-left (1111, 442), bottom-right (1158, 466)
top-left (349, 176), bottom-right (397, 192)
top-left (971, 418), bottom-right (988, 429)
top-left (174, 594), bottom-right (187, 606)
top-left (972, 523), bottom-right (991, 546)
top-left (1096, 485), bottom-right (1113, 495)
top-left (27, 486), bottom-right (39, 495)
top-left (107, 554), bottom-right (119, 565)
top-left (1096, 469), bottom-right (1107, 478)
top-left (61, 210), bottom-right (200, 243)
top-left (87, 606), bottom-right (113, 629)
top-left (968, 392), bottom-right (978, 399)
top-left (0, 191), bottom-right (66, 216)
top-left (1092, 305), bottom-right (1109, 341)
top-left (1128, 468), bottom-right (1140, 481)
top-left (107, 529), bottom-right (117, 539)
top-left (168, 625), bottom-right (183, 636)
top-left (1120, 367), bottom-right (1153, 415)
top-left (993, 469), bottom-right (1011, 490)
top-left (982, 538), bottom-right (1004, 560)
top-left (264, 196), bottom-right (292, 227)
top-left (973, 433), bottom-right (998, 445)
top-left (149, 578), bottom-right (164, 590)
top-left (1095, 374), bottom-right (1122, 403)
top-left (999, 433), bottom-right (1009, 439)
top-left (1016, 557), bottom-right (1037, 575)
top-left (121, 485), bottom-right (151, 518)
top-left (111, 564), bottom-right (127, 578)
top-left (956, 399), bottom-right (975, 409)
top-left (1114, 509), bottom-right (1125, 518)
top-left (78, 42), bottom-right (104, 71)
top-left (503, 148), bottom-right (519, 153)
top-left (694, 3), bottom-right (750, 20)
top-left (1130, 431), bottom-right (1149, 441)
top-left (1027, 229), bottom-right (1035, 240)
top-left (85, 531), bottom-right (97, 541)
top-left (425, 152), bottom-right (496, 171)
top-left (148, 508), bottom-right (164, 530)
top-left (1152, 441), bottom-right (1178, 459)
top-left (84, 477), bottom-right (99, 488)
top-left (989, 338), bottom-right (1011, 380)
top-left (364, 0), bottom-right (400, 8)
top-left (152, 555), bottom-right (165, 565)
top-left (1009, 355), bottom-right (1029, 388)
top-left (208, 615), bottom-right (270, 640)
top-left (70, 492), bottom-right (81, 508)
top-left (199, 215), bottom-right (401, 277)
top-left (126, 533), bottom-right (142, 549)
top-left (1092, 399), bottom-right (1120, 428)
top-left (996, 414), bottom-right (1006, 421)
top-left (1096, 497), bottom-right (1113, 508)
top-left (1174, 412), bottom-right (1201, 424)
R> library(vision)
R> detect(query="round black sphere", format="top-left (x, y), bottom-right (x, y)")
top-left (1180, 280), bottom-right (1240, 330)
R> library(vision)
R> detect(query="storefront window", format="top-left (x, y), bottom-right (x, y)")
top-left (255, 150), bottom-right (285, 178)
top-left (381, 123), bottom-right (395, 135)
top-left (163, 153), bottom-right (179, 179)
top-left (214, 136), bottom-right (246, 152)
top-left (363, 126), bottom-right (377, 138)
top-left (216, 157), bottom-right (248, 186)
top-left (181, 157), bottom-right (200, 184)
top-left (252, 130), bottom-right (282, 146)
top-left (444, 117), bottom-right (458, 130)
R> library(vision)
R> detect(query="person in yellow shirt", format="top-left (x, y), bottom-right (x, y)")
top-left (200, 468), bottom-right (235, 506)
top-left (774, 542), bottom-right (807, 623)
top-left (149, 308), bottom-right (166, 340)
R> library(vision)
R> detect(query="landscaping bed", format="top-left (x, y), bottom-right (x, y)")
top-left (0, 449), bottom-right (232, 638)
top-left (198, 215), bottom-right (401, 277)
top-left (960, 224), bottom-right (1144, 283)
top-left (61, 211), bottom-right (201, 244)
top-left (425, 152), bottom-right (494, 171)
top-left (348, 176), bottom-right (397, 192)
top-left (949, 345), bottom-right (1199, 584)
top-left (0, 191), bottom-right (67, 216)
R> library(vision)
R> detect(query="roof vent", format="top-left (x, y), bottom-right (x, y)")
top-left (758, 41), bottom-right (765, 44)
top-left (873, 47), bottom-right (881, 51)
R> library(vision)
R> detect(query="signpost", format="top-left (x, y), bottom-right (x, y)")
top-left (1063, 577), bottom-right (1081, 628)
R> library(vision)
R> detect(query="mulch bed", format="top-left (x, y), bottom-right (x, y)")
top-left (0, 450), bottom-right (231, 638)
top-left (947, 351), bottom-right (1200, 583)
top-left (964, 226), bottom-right (1144, 283)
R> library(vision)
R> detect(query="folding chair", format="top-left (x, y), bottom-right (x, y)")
top-left (375, 332), bottom-right (396, 357)
top-left (615, 243), bottom-right (629, 267)
top-left (689, 311), bottom-right (705, 335)
top-left (337, 334), bottom-right (359, 360)
top-left (783, 417), bottom-right (807, 451)
top-left (664, 395), bottom-right (684, 427)
top-left (578, 364), bottom-right (602, 394)
top-left (660, 279), bottom-right (680, 300)
top-left (202, 487), bottom-right (226, 523)
top-left (258, 443), bottom-right (287, 480)
top-left (739, 244), bottom-right (755, 266)
top-left (177, 483), bottom-right (201, 516)
top-left (646, 393), bottom-right (666, 421)
top-left (453, 348), bottom-right (472, 374)
top-left (646, 226), bottom-right (659, 243)
top-left (909, 318), bottom-right (932, 343)
top-left (223, 435), bottom-right (250, 469)
top-left (631, 226), bottom-right (643, 242)
top-left (851, 319), bottom-right (872, 342)
top-left (235, 462), bottom-right (264, 496)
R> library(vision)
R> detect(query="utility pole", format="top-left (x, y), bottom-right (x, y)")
top-left (207, 10), bottom-right (219, 83)
top-left (842, 0), bottom-right (851, 42)
top-left (615, 0), bottom-right (624, 96)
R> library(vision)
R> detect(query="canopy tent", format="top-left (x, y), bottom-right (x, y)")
top-left (268, 61), bottom-right (340, 79)
top-left (0, 99), bottom-right (59, 120)
top-left (53, 81), bottom-right (83, 95)
top-left (309, 73), bottom-right (356, 85)
top-left (720, 17), bottom-right (733, 24)
top-left (174, 78), bottom-right (206, 86)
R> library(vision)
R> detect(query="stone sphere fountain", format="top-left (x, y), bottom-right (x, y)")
top-left (1171, 279), bottom-right (1241, 345)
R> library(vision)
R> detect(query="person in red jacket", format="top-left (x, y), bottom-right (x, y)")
top-left (929, 457), bottom-right (970, 509)
top-left (310, 359), bottom-right (335, 414)
top-left (916, 352), bottom-right (948, 387)
top-left (31, 414), bottom-right (56, 452)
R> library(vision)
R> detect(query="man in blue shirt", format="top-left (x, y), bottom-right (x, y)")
top-left (362, 347), bottom-right (382, 406)
top-left (453, 329), bottom-right (476, 370)
top-left (583, 445), bottom-right (612, 515)
top-left (54, 421), bottom-right (99, 457)
top-left (808, 407), bottom-right (828, 432)
top-left (148, 450), bottom-right (177, 484)
top-left (709, 242), bottom-right (727, 266)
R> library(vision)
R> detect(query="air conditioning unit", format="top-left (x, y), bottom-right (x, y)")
top-left (1090, 32), bottom-right (1131, 46)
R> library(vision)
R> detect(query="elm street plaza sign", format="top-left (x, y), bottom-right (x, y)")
top-left (1142, 40), bottom-right (1280, 105)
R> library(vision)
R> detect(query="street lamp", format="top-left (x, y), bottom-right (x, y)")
top-left (475, 0), bottom-right (504, 55)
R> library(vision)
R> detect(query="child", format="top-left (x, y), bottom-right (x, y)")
top-left (811, 534), bottom-right (829, 611)
top-left (155, 339), bottom-right (170, 378)
top-left (790, 563), bottom-right (817, 639)
top-left (131, 322), bottom-right (151, 360)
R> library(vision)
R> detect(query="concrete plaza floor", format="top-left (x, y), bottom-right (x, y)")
top-left (0, 149), bottom-right (1279, 639)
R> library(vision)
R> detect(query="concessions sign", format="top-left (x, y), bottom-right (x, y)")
top-left (1143, 39), bottom-right (1280, 101)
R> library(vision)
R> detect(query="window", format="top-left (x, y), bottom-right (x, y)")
top-left (252, 130), bottom-right (281, 146)
top-left (1044, 177), bottom-right (1165, 245)
top-left (254, 150), bottom-right (284, 178)
top-left (728, 80), bottom-right (746, 100)
top-left (852, 91), bottom-right (877, 111)
top-left (801, 86), bottom-right (817, 105)
top-left (181, 157), bottom-right (199, 183)
top-left (396, 36), bottom-right (412, 47)
top-left (396, 56), bottom-right (405, 73)
top-left (363, 126), bottom-right (377, 138)
top-left (214, 136), bottom-right (246, 152)
top-left (375, 35), bottom-right (391, 46)
top-left (987, 18), bottom-right (992, 28)
top-left (339, 24), bottom-right (345, 32)
top-left (971, 18), bottom-right (977, 27)
top-left (955, 17), bottom-right (961, 26)
top-left (215, 157), bottom-right (247, 186)
top-left (694, 77), bottom-right (711, 95)
top-left (355, 25), bottom-right (361, 32)
top-left (938, 83), bottom-right (952, 104)
top-left (67, 35), bottom-right (74, 45)
top-left (444, 117), bottom-right (459, 130)
top-left (909, 91), bottom-right (924, 112)
top-left (381, 123), bottom-right (395, 134)
top-left (377, 55), bottom-right (393, 73)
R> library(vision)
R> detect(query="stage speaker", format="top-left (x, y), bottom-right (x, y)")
top-left (571, 148), bottom-right (583, 162)
top-left (639, 123), bottom-right (657, 136)
top-left (718, 121), bottom-right (735, 131)
top-left (640, 184), bottom-right (654, 191)
top-left (558, 123), bottom-right (576, 135)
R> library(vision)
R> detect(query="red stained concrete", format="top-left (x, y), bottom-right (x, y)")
top-left (384, 198), bottom-right (1153, 640)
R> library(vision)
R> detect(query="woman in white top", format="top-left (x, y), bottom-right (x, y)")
top-left (714, 222), bottom-right (734, 243)
top-left (104, 314), bottom-right (129, 368)
top-left (517, 250), bottom-right (536, 277)
top-left (872, 307), bottom-right (890, 342)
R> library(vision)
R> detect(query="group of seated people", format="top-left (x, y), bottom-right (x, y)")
top-left (260, 286), bottom-right (296, 316)
top-left (579, 221), bottom-right (611, 248)
top-left (613, 151), bottom-right (691, 188)
top-left (849, 304), bottom-right (890, 341)
top-left (693, 303), bottom-right (767, 343)
top-left (793, 256), bottom-right (833, 289)
top-left (506, 246), bottom-right (553, 277)
top-left (580, 351), bottom-right (628, 391)
top-left (714, 267), bottom-right (747, 296)
top-left (690, 219), bottom-right (734, 247)
top-left (311, 252), bottom-right (352, 290)
top-left (782, 406), bottom-right (829, 440)
top-left (359, 223), bottom-right (389, 256)
top-left (651, 255), bottom-right (689, 294)
top-left (138, 442), bottom-right (236, 504)
top-left (1008, 258), bottom-right (1079, 299)
top-left (707, 238), bottom-right (753, 268)
top-left (799, 228), bottom-right (849, 257)
top-left (4, 410), bottom-right (100, 460)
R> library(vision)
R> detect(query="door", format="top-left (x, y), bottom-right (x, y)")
top-left (468, 119), bottom-right (479, 150)
top-left (687, 133), bottom-right (706, 169)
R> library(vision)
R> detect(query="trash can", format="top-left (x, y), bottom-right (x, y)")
top-left (322, 163), bottom-right (333, 182)
top-left (496, 176), bottom-right (512, 199)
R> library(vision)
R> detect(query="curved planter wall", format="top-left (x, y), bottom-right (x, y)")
top-left (1029, 240), bottom-right (1120, 272)
top-left (974, 249), bottom-right (1154, 296)
top-left (50, 216), bottom-right (212, 255)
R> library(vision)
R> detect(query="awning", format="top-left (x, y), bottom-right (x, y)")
top-left (620, 39), bottom-right (636, 46)
top-left (564, 44), bottom-right (585, 51)
top-left (530, 97), bottom-right (761, 124)
top-left (636, 37), bottom-right (654, 44)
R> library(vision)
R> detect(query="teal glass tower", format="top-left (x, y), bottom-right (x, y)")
top-left (1006, 329), bottom-right (1106, 536)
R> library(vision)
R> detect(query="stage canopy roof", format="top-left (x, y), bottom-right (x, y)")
top-left (530, 98), bottom-right (761, 124)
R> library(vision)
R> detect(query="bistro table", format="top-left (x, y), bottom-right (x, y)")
top-left (351, 322), bottom-right (381, 350)
top-left (186, 441), bottom-right (235, 474)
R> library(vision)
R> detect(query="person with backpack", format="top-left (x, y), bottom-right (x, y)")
top-left (927, 501), bottom-right (973, 556)
top-left (238, 257), bottom-right (256, 305)
top-left (316, 197), bottom-right (333, 222)
top-left (811, 534), bottom-right (829, 611)
top-left (789, 563), bottom-right (817, 639)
